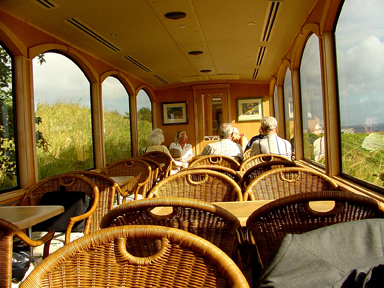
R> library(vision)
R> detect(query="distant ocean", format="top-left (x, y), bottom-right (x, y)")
top-left (342, 123), bottom-right (384, 133)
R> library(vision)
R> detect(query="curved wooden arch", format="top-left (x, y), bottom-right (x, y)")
top-left (100, 71), bottom-right (136, 96)
top-left (0, 20), bottom-right (27, 56)
top-left (136, 84), bottom-right (155, 102)
top-left (291, 23), bottom-right (320, 69)
top-left (276, 58), bottom-right (291, 86)
top-left (28, 43), bottom-right (98, 82)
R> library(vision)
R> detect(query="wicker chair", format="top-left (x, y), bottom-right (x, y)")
top-left (243, 167), bottom-right (338, 201)
top-left (239, 154), bottom-right (291, 172)
top-left (184, 165), bottom-right (242, 186)
top-left (141, 151), bottom-right (174, 180)
top-left (189, 155), bottom-right (241, 171)
top-left (100, 197), bottom-right (241, 258)
top-left (243, 149), bottom-right (252, 160)
top-left (138, 157), bottom-right (161, 190)
top-left (67, 170), bottom-right (124, 232)
top-left (20, 225), bottom-right (250, 288)
top-left (242, 160), bottom-right (297, 189)
top-left (0, 218), bottom-right (54, 288)
top-left (246, 191), bottom-right (384, 269)
top-left (147, 169), bottom-right (243, 202)
top-left (102, 158), bottom-right (151, 200)
top-left (18, 174), bottom-right (99, 244)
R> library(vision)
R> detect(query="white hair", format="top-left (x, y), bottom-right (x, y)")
top-left (261, 117), bottom-right (278, 131)
top-left (148, 129), bottom-right (164, 145)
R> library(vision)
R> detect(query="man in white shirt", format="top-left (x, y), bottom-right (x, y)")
top-left (200, 122), bottom-right (243, 163)
top-left (250, 116), bottom-right (292, 160)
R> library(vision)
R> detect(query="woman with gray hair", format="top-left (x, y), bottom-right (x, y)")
top-left (143, 128), bottom-right (172, 157)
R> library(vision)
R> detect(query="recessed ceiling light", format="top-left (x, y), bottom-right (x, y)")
top-left (165, 12), bottom-right (186, 20)
top-left (200, 69), bottom-right (211, 73)
top-left (189, 51), bottom-right (203, 55)
top-left (110, 33), bottom-right (118, 36)
top-left (248, 22), bottom-right (256, 26)
top-left (178, 25), bottom-right (186, 29)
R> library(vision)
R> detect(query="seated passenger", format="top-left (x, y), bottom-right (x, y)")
top-left (313, 123), bottom-right (325, 161)
top-left (169, 131), bottom-right (193, 168)
top-left (143, 128), bottom-right (172, 157)
top-left (245, 127), bottom-right (264, 151)
top-left (250, 116), bottom-right (292, 159)
top-left (200, 122), bottom-right (243, 163)
top-left (232, 127), bottom-right (248, 151)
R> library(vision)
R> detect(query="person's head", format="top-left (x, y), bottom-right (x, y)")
top-left (175, 131), bottom-right (188, 144)
top-left (314, 123), bottom-right (324, 136)
top-left (148, 129), bottom-right (164, 146)
top-left (218, 122), bottom-right (234, 138)
top-left (260, 116), bottom-right (278, 134)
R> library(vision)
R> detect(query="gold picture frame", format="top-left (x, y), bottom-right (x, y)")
top-left (237, 97), bottom-right (263, 121)
top-left (162, 102), bottom-right (188, 125)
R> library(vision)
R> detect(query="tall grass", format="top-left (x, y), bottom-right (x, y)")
top-left (35, 101), bottom-right (94, 179)
top-left (35, 101), bottom-right (152, 179)
top-left (104, 110), bottom-right (132, 164)
top-left (341, 133), bottom-right (384, 187)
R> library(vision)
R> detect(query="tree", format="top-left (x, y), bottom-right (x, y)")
top-left (0, 46), bottom-right (48, 189)
top-left (137, 107), bottom-right (152, 122)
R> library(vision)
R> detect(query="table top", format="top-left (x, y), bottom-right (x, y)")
top-left (214, 201), bottom-right (272, 226)
top-left (151, 200), bottom-right (337, 226)
top-left (151, 200), bottom-right (273, 226)
top-left (110, 176), bottom-right (134, 186)
top-left (214, 200), bottom-right (337, 226)
top-left (0, 205), bottom-right (64, 230)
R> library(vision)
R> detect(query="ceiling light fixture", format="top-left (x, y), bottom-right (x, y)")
top-left (189, 51), bottom-right (203, 55)
top-left (165, 12), bottom-right (186, 20)
top-left (200, 69), bottom-right (211, 73)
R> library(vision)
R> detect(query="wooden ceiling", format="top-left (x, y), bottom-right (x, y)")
top-left (1, 0), bottom-right (317, 88)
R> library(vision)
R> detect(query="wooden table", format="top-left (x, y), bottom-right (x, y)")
top-left (0, 205), bottom-right (64, 230)
top-left (110, 176), bottom-right (134, 187)
top-left (214, 201), bottom-right (272, 226)
top-left (151, 201), bottom-right (273, 226)
top-left (0, 205), bottom-right (64, 256)
top-left (214, 200), bottom-right (337, 226)
top-left (151, 200), bottom-right (337, 226)
top-left (110, 176), bottom-right (135, 204)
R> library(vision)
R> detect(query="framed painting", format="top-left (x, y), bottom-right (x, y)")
top-left (162, 102), bottom-right (188, 125)
top-left (237, 97), bottom-right (263, 121)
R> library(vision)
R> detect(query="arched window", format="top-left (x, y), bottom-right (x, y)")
top-left (300, 34), bottom-right (324, 164)
top-left (33, 52), bottom-right (94, 180)
top-left (0, 43), bottom-right (18, 192)
top-left (102, 76), bottom-right (131, 164)
top-left (336, 0), bottom-right (384, 188)
top-left (137, 89), bottom-right (153, 153)
top-left (283, 68), bottom-right (294, 146)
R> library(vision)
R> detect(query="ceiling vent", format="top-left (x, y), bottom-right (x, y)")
top-left (124, 56), bottom-right (151, 73)
top-left (256, 47), bottom-right (267, 66)
top-left (64, 18), bottom-right (121, 52)
top-left (153, 75), bottom-right (169, 85)
top-left (33, 0), bottom-right (58, 9)
top-left (252, 68), bottom-right (259, 80)
top-left (261, 1), bottom-right (281, 42)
